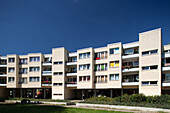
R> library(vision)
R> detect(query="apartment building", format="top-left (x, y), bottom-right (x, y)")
top-left (0, 28), bottom-right (170, 100)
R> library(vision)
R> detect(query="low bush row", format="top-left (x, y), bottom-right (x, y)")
top-left (83, 94), bottom-right (170, 109)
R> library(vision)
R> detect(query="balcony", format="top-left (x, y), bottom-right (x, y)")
top-left (66, 72), bottom-right (77, 76)
top-left (122, 82), bottom-right (139, 86)
top-left (42, 81), bottom-right (52, 86)
top-left (42, 62), bottom-right (52, 66)
top-left (122, 48), bottom-right (139, 59)
top-left (0, 72), bottom-right (7, 77)
top-left (0, 81), bottom-right (6, 86)
top-left (66, 62), bottom-right (77, 66)
top-left (42, 71), bottom-right (52, 76)
top-left (122, 75), bottom-right (139, 86)
top-left (66, 82), bottom-right (77, 87)
top-left (122, 66), bottom-right (139, 72)
top-left (0, 62), bottom-right (7, 67)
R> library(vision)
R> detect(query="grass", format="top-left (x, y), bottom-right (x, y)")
top-left (0, 104), bottom-right (130, 113)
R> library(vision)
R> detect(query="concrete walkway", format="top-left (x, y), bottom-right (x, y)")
top-left (76, 103), bottom-right (170, 113)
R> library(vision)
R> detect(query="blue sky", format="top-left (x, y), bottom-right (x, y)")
top-left (0, 0), bottom-right (170, 55)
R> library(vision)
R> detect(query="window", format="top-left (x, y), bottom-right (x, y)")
top-left (19, 68), bottom-right (28, 74)
top-left (124, 49), bottom-right (134, 55)
top-left (79, 64), bottom-right (90, 70)
top-left (54, 72), bottom-right (63, 75)
top-left (19, 58), bottom-right (28, 64)
top-left (29, 77), bottom-right (39, 82)
top-left (8, 58), bottom-right (15, 63)
top-left (95, 75), bottom-right (107, 83)
top-left (68, 57), bottom-right (77, 62)
top-left (8, 67), bottom-right (15, 73)
top-left (79, 52), bottom-right (90, 59)
top-left (110, 74), bottom-right (119, 80)
top-left (19, 77), bottom-right (27, 84)
top-left (30, 57), bottom-right (40, 62)
top-left (142, 49), bottom-right (158, 56)
top-left (95, 64), bottom-right (107, 71)
top-left (53, 83), bottom-right (62, 86)
top-left (150, 50), bottom-right (158, 54)
top-left (53, 94), bottom-right (62, 95)
top-left (142, 65), bottom-right (158, 70)
top-left (110, 48), bottom-right (119, 55)
top-left (150, 65), bottom-right (158, 69)
top-left (79, 76), bottom-right (90, 82)
top-left (29, 67), bottom-right (39, 72)
top-left (95, 51), bottom-right (107, 60)
top-left (8, 77), bottom-right (15, 82)
top-left (110, 61), bottom-right (119, 68)
top-left (142, 81), bottom-right (158, 85)
top-left (142, 51), bottom-right (149, 55)
top-left (54, 61), bottom-right (63, 65)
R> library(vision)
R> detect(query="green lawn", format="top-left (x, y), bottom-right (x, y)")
top-left (0, 104), bottom-right (130, 113)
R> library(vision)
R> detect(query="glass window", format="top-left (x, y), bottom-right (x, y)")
top-left (142, 51), bottom-right (149, 55)
top-left (30, 57), bottom-right (40, 62)
top-left (110, 74), bottom-right (119, 80)
top-left (125, 49), bottom-right (134, 55)
top-left (142, 66), bottom-right (149, 70)
top-left (8, 77), bottom-right (15, 82)
top-left (8, 68), bottom-right (15, 73)
top-left (29, 77), bottom-right (39, 82)
top-left (8, 58), bottom-right (15, 63)
top-left (142, 82), bottom-right (149, 85)
top-left (114, 48), bottom-right (119, 54)
top-left (115, 74), bottom-right (119, 80)
top-left (150, 50), bottom-right (158, 54)
top-left (150, 65), bottom-right (158, 70)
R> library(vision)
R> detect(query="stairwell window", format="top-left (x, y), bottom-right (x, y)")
top-left (142, 81), bottom-right (158, 85)
top-left (53, 61), bottom-right (62, 65)
top-left (142, 65), bottom-right (158, 70)
top-left (53, 83), bottom-right (62, 86)
top-left (54, 72), bottom-right (63, 75)
top-left (110, 74), bottom-right (119, 80)
top-left (142, 49), bottom-right (158, 56)
top-left (110, 48), bottom-right (119, 55)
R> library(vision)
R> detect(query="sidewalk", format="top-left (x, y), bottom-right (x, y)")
top-left (76, 103), bottom-right (170, 113)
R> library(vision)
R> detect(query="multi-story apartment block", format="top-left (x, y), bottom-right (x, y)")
top-left (0, 28), bottom-right (170, 100)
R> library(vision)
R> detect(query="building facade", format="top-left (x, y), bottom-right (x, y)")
top-left (0, 28), bottom-right (170, 100)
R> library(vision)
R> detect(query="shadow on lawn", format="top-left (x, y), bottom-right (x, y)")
top-left (0, 103), bottom-right (67, 113)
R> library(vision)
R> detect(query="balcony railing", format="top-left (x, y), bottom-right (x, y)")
top-left (0, 72), bottom-right (7, 75)
top-left (122, 65), bottom-right (139, 69)
top-left (165, 63), bottom-right (170, 67)
top-left (66, 82), bottom-right (77, 84)
top-left (0, 62), bottom-right (7, 65)
top-left (0, 81), bottom-right (6, 84)
top-left (42, 81), bottom-right (52, 84)
top-left (42, 71), bottom-right (52, 74)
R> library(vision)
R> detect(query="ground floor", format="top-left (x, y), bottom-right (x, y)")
top-left (1, 87), bottom-right (170, 99)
